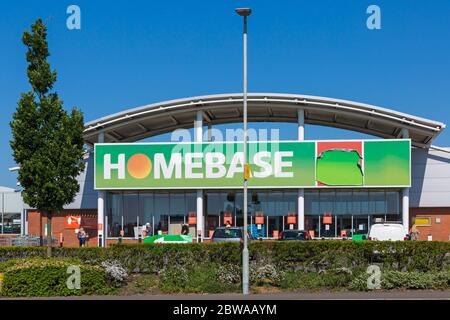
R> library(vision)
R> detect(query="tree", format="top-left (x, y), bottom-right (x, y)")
top-left (10, 19), bottom-right (85, 257)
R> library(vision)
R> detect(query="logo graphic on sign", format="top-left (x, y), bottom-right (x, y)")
top-left (316, 141), bottom-right (363, 186)
top-left (65, 216), bottom-right (81, 229)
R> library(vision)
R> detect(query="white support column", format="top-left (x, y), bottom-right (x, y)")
top-left (97, 132), bottom-right (106, 247)
top-left (207, 123), bottom-right (212, 142)
top-left (297, 108), bottom-right (305, 141)
top-left (195, 111), bottom-right (203, 143)
top-left (195, 111), bottom-right (204, 241)
top-left (297, 109), bottom-right (305, 230)
top-left (400, 128), bottom-right (410, 231)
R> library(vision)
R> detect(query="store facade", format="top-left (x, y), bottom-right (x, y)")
top-left (22, 93), bottom-right (450, 244)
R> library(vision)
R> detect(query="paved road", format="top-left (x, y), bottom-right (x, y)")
top-left (4, 290), bottom-right (450, 300)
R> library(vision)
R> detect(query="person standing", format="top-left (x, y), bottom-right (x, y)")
top-left (77, 227), bottom-right (87, 247)
top-left (181, 224), bottom-right (189, 235)
top-left (409, 224), bottom-right (420, 240)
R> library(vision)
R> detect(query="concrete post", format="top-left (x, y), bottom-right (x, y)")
top-left (400, 128), bottom-right (410, 232)
top-left (97, 132), bottom-right (105, 247)
top-left (297, 109), bottom-right (305, 230)
top-left (195, 111), bottom-right (203, 242)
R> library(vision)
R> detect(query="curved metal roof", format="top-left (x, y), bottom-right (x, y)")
top-left (83, 93), bottom-right (445, 147)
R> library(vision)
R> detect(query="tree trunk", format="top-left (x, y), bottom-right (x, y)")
top-left (46, 211), bottom-right (52, 257)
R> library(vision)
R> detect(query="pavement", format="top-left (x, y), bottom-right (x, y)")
top-left (3, 290), bottom-right (450, 300)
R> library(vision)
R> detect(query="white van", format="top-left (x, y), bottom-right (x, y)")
top-left (368, 223), bottom-right (408, 241)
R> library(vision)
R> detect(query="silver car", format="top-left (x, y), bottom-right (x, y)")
top-left (211, 227), bottom-right (243, 243)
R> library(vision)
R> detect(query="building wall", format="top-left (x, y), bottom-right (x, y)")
top-left (27, 209), bottom-right (98, 247)
top-left (411, 148), bottom-right (450, 207)
top-left (0, 189), bottom-right (24, 237)
top-left (410, 207), bottom-right (450, 241)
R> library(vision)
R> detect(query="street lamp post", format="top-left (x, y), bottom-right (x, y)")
top-left (235, 7), bottom-right (252, 295)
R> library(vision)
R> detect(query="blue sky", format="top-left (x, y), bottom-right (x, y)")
top-left (1, 0), bottom-right (450, 187)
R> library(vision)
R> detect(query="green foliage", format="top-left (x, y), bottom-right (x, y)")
top-left (10, 18), bottom-right (85, 212)
top-left (0, 241), bottom-right (448, 274)
top-left (0, 257), bottom-right (113, 297)
top-left (250, 262), bottom-right (285, 286)
top-left (349, 270), bottom-right (450, 291)
top-left (159, 264), bottom-right (240, 294)
top-left (0, 241), bottom-right (449, 295)
top-left (281, 270), bottom-right (357, 290)
top-left (120, 274), bottom-right (159, 295)
top-left (249, 241), bottom-right (450, 272)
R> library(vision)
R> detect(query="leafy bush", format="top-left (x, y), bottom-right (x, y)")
top-left (349, 270), bottom-right (450, 291)
top-left (217, 263), bottom-right (241, 284)
top-left (250, 263), bottom-right (285, 286)
top-left (159, 265), bottom-right (189, 292)
top-left (101, 260), bottom-right (128, 286)
top-left (0, 241), bottom-right (449, 294)
top-left (159, 264), bottom-right (240, 293)
top-left (0, 257), bottom-right (113, 297)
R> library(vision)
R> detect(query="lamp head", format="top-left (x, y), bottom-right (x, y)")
top-left (235, 8), bottom-right (252, 17)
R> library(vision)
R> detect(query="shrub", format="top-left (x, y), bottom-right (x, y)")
top-left (101, 260), bottom-right (128, 286)
top-left (217, 263), bottom-right (241, 284)
top-left (250, 263), bottom-right (285, 286)
top-left (349, 269), bottom-right (450, 291)
top-left (159, 266), bottom-right (189, 292)
top-left (0, 241), bottom-right (449, 294)
top-left (0, 257), bottom-right (113, 297)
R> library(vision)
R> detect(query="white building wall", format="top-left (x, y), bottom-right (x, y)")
top-left (410, 148), bottom-right (450, 208)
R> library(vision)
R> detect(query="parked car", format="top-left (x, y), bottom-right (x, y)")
top-left (368, 223), bottom-right (408, 241)
top-left (211, 227), bottom-right (243, 243)
top-left (279, 230), bottom-right (309, 241)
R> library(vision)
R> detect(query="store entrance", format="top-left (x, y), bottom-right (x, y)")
top-left (205, 190), bottom-right (298, 239)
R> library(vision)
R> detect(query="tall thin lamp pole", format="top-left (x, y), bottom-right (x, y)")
top-left (235, 7), bottom-right (251, 295)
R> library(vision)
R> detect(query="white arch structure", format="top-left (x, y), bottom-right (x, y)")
top-left (84, 93), bottom-right (445, 147)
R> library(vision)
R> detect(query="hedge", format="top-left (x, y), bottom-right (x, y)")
top-left (0, 241), bottom-right (449, 274)
top-left (0, 241), bottom-right (449, 294)
top-left (0, 257), bottom-right (113, 297)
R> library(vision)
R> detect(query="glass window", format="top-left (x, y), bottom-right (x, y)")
top-left (186, 192), bottom-right (196, 214)
top-left (2, 212), bottom-right (21, 234)
top-left (154, 192), bottom-right (169, 233)
top-left (170, 193), bottom-right (185, 217)
top-left (108, 192), bottom-right (123, 237)
top-left (284, 192), bottom-right (297, 215)
top-left (335, 190), bottom-right (352, 215)
top-left (123, 193), bottom-right (139, 237)
top-left (386, 191), bottom-right (400, 215)
top-left (369, 190), bottom-right (386, 215)
top-left (139, 193), bottom-right (154, 231)
top-left (305, 190), bottom-right (320, 215)
top-left (319, 190), bottom-right (335, 215)
top-left (353, 190), bottom-right (369, 215)
top-left (206, 192), bottom-right (220, 235)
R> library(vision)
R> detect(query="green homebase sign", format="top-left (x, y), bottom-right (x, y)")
top-left (94, 139), bottom-right (411, 189)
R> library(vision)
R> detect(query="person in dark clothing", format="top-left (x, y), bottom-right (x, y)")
top-left (181, 224), bottom-right (189, 235)
top-left (77, 228), bottom-right (87, 247)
